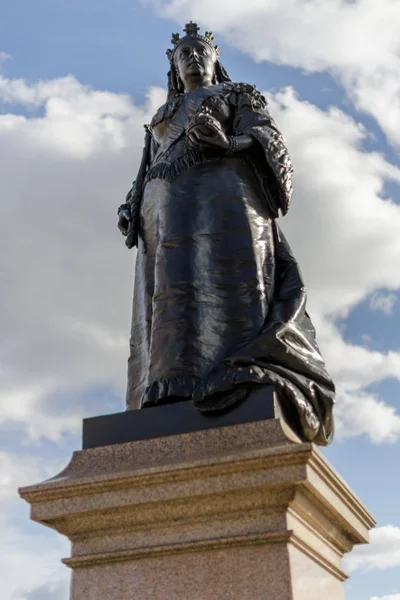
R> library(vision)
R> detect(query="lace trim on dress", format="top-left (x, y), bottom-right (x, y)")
top-left (144, 148), bottom-right (221, 184)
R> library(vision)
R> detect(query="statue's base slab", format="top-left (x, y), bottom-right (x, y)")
top-left (20, 392), bottom-right (375, 600)
top-left (82, 384), bottom-right (278, 449)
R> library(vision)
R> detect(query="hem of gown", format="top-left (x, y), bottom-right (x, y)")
top-left (140, 364), bottom-right (333, 446)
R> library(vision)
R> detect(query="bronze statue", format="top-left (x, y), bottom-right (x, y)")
top-left (117, 22), bottom-right (335, 445)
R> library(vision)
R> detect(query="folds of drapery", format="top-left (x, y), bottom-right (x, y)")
top-left (124, 83), bottom-right (335, 446)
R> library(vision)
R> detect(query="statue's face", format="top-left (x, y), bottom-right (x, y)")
top-left (174, 39), bottom-right (216, 86)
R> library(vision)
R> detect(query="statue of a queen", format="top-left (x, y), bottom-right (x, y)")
top-left (117, 22), bottom-right (335, 446)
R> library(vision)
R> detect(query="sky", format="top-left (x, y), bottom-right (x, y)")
top-left (1, 0), bottom-right (400, 598)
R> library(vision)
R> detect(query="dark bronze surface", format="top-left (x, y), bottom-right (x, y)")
top-left (82, 385), bottom-right (277, 449)
top-left (117, 23), bottom-right (335, 446)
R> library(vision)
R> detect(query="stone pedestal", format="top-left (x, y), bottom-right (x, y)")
top-left (19, 394), bottom-right (375, 600)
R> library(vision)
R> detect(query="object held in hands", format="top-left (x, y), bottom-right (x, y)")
top-left (187, 110), bottom-right (229, 152)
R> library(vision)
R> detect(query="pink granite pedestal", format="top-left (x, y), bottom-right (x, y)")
top-left (19, 416), bottom-right (375, 600)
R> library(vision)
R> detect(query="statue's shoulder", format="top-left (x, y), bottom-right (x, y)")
top-left (150, 94), bottom-right (187, 127)
top-left (150, 102), bottom-right (169, 128)
top-left (230, 82), bottom-right (258, 93)
top-left (228, 82), bottom-right (268, 110)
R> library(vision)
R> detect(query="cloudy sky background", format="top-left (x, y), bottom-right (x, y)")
top-left (1, 0), bottom-right (400, 598)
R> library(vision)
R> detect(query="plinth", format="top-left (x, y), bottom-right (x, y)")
top-left (19, 387), bottom-right (375, 599)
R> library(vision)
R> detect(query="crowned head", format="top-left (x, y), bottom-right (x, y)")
top-left (166, 22), bottom-right (220, 63)
top-left (166, 22), bottom-right (230, 98)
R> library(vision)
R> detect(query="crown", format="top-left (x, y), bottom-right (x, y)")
top-left (166, 22), bottom-right (220, 62)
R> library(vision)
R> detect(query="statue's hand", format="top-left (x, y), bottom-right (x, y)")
top-left (117, 204), bottom-right (131, 236)
top-left (187, 122), bottom-right (230, 152)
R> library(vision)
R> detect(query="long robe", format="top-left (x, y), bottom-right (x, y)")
top-left (126, 81), bottom-right (335, 446)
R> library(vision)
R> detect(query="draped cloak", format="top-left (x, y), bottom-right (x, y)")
top-left (125, 81), bottom-right (335, 445)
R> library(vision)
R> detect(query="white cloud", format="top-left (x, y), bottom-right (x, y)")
top-left (315, 320), bottom-right (400, 393)
top-left (371, 596), bottom-right (400, 600)
top-left (0, 451), bottom-right (56, 502)
top-left (346, 525), bottom-right (400, 571)
top-left (0, 525), bottom-right (69, 600)
top-left (267, 89), bottom-right (400, 320)
top-left (0, 74), bottom-right (159, 157)
top-left (0, 450), bottom-right (70, 600)
top-left (0, 75), bottom-right (166, 441)
top-left (151, 0), bottom-right (400, 147)
top-left (335, 390), bottom-right (400, 444)
top-left (369, 291), bottom-right (397, 316)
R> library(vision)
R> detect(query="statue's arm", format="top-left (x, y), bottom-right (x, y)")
top-left (231, 84), bottom-right (293, 217)
top-left (227, 133), bottom-right (253, 153)
top-left (117, 127), bottom-right (157, 244)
